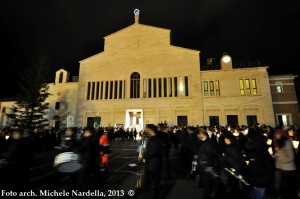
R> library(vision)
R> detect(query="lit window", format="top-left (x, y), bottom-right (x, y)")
top-left (245, 79), bottom-right (251, 95)
top-left (209, 81), bottom-right (214, 96)
top-left (251, 79), bottom-right (257, 95)
top-left (240, 79), bottom-right (245, 95)
top-left (215, 81), bottom-right (220, 96)
top-left (240, 79), bottom-right (258, 95)
top-left (204, 81), bottom-right (209, 96)
top-left (179, 77), bottom-right (184, 96)
top-left (276, 85), bottom-right (283, 93)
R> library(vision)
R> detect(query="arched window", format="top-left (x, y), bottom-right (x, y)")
top-left (59, 72), bottom-right (64, 83)
top-left (130, 72), bottom-right (140, 98)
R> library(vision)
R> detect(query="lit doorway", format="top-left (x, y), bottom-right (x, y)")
top-left (276, 114), bottom-right (292, 127)
top-left (125, 109), bottom-right (143, 131)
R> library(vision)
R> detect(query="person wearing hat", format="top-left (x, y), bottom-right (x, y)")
top-left (141, 125), bottom-right (162, 199)
top-left (273, 128), bottom-right (297, 199)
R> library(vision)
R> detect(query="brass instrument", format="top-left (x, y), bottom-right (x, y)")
top-left (138, 136), bottom-right (149, 163)
top-left (136, 136), bottom-right (149, 188)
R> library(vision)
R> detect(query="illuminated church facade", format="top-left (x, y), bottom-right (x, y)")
top-left (1, 11), bottom-right (281, 129)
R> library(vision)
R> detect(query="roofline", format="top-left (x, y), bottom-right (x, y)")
top-left (170, 45), bottom-right (200, 53)
top-left (269, 74), bottom-right (297, 80)
top-left (79, 52), bottom-right (104, 63)
top-left (200, 66), bottom-right (269, 73)
top-left (103, 23), bottom-right (171, 39)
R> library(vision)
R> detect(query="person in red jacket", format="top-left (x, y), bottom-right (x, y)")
top-left (99, 129), bottom-right (110, 171)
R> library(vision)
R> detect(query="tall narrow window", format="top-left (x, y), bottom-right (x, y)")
top-left (110, 81), bottom-right (113, 99)
top-left (105, 81), bottom-right (109, 99)
top-left (148, 79), bottom-right (152, 98)
top-left (179, 77), bottom-right (184, 96)
top-left (163, 78), bottom-right (167, 97)
top-left (100, 81), bottom-right (103, 99)
top-left (174, 77), bottom-right (178, 97)
top-left (204, 81), bottom-right (209, 96)
top-left (153, 79), bottom-right (157, 98)
top-left (184, 76), bottom-right (189, 96)
top-left (209, 81), bottom-right (214, 96)
top-left (130, 72), bottom-right (140, 98)
top-left (119, 80), bottom-right (123, 99)
top-left (251, 79), bottom-right (257, 94)
top-left (55, 102), bottom-right (60, 110)
top-left (87, 82), bottom-right (91, 100)
top-left (215, 80), bottom-right (220, 96)
top-left (96, 82), bottom-right (100, 100)
top-left (143, 79), bottom-right (147, 98)
top-left (91, 82), bottom-right (95, 100)
top-left (168, 77), bottom-right (172, 97)
top-left (239, 79), bottom-right (245, 95)
top-left (114, 81), bottom-right (118, 99)
top-left (158, 78), bottom-right (162, 97)
top-left (123, 80), bottom-right (126, 99)
top-left (59, 72), bottom-right (64, 83)
top-left (245, 79), bottom-right (251, 95)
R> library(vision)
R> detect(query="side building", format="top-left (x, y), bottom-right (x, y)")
top-left (200, 55), bottom-right (275, 127)
top-left (269, 75), bottom-right (300, 127)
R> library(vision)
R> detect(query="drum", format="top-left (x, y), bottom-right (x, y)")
top-left (54, 152), bottom-right (82, 173)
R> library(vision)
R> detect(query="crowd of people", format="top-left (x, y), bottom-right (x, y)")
top-left (139, 124), bottom-right (300, 199)
top-left (0, 123), bottom-right (299, 199)
top-left (0, 127), bottom-right (113, 191)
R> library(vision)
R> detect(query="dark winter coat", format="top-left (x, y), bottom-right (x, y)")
top-left (194, 138), bottom-right (216, 168)
top-left (244, 135), bottom-right (274, 188)
top-left (143, 135), bottom-right (162, 172)
top-left (75, 136), bottom-right (99, 172)
top-left (224, 144), bottom-right (244, 174)
top-left (180, 129), bottom-right (196, 153)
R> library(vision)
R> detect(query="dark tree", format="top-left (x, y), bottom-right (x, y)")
top-left (7, 56), bottom-right (50, 130)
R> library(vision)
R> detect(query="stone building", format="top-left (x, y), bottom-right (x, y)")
top-left (0, 10), bottom-right (278, 129)
top-left (269, 75), bottom-right (300, 127)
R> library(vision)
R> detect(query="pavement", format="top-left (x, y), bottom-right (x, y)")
top-left (1, 140), bottom-right (296, 199)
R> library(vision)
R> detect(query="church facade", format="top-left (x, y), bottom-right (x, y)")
top-left (0, 11), bottom-right (277, 129)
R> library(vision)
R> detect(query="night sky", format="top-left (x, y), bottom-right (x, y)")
top-left (0, 0), bottom-right (299, 98)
